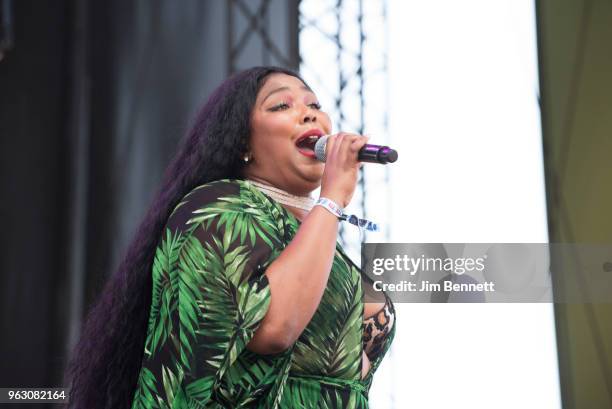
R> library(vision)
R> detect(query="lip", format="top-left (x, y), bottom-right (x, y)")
top-left (297, 148), bottom-right (317, 158)
top-left (295, 128), bottom-right (324, 145)
top-left (295, 129), bottom-right (324, 159)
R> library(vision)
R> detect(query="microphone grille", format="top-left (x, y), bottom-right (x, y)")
top-left (314, 135), bottom-right (329, 162)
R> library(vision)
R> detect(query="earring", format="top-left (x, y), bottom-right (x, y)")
top-left (243, 153), bottom-right (252, 163)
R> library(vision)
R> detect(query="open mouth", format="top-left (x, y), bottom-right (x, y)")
top-left (295, 135), bottom-right (320, 152)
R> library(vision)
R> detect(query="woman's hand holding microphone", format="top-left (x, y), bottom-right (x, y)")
top-left (319, 132), bottom-right (370, 209)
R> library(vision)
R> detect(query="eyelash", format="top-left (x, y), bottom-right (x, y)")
top-left (270, 102), bottom-right (322, 111)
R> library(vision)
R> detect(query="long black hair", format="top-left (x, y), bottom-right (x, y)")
top-left (65, 66), bottom-right (309, 409)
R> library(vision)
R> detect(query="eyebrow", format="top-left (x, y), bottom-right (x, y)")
top-left (261, 85), bottom-right (314, 106)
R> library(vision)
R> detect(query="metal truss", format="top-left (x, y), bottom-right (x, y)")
top-left (227, 0), bottom-right (300, 73)
top-left (298, 0), bottom-right (390, 255)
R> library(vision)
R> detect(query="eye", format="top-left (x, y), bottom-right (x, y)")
top-left (269, 102), bottom-right (290, 111)
top-left (269, 101), bottom-right (322, 112)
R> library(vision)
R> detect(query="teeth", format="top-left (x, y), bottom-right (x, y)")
top-left (298, 135), bottom-right (320, 143)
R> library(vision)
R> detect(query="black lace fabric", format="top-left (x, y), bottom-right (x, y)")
top-left (362, 295), bottom-right (396, 362)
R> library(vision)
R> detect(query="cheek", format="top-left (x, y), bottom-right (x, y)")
top-left (257, 116), bottom-right (297, 147)
top-left (250, 114), bottom-right (296, 156)
top-left (320, 112), bottom-right (333, 132)
top-left (258, 112), bottom-right (296, 136)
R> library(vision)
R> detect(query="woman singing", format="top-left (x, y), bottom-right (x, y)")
top-left (66, 66), bottom-right (396, 408)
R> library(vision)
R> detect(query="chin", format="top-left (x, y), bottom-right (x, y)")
top-left (304, 167), bottom-right (324, 183)
top-left (306, 178), bottom-right (323, 193)
top-left (289, 159), bottom-right (323, 189)
top-left (296, 172), bottom-right (322, 191)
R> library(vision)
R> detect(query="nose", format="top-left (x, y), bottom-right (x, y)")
top-left (303, 107), bottom-right (317, 123)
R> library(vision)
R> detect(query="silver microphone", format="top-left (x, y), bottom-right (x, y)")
top-left (314, 135), bottom-right (398, 164)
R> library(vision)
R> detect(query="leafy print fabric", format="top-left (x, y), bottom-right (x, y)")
top-left (130, 179), bottom-right (395, 408)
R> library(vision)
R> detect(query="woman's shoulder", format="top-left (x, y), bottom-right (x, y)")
top-left (165, 178), bottom-right (282, 233)
top-left (183, 178), bottom-right (244, 200)
top-left (165, 179), bottom-right (239, 231)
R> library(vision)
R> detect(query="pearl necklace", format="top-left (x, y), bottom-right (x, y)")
top-left (246, 179), bottom-right (315, 211)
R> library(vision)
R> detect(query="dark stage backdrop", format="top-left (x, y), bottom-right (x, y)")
top-left (0, 0), bottom-right (299, 394)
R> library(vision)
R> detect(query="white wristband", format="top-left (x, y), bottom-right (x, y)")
top-left (314, 197), bottom-right (344, 218)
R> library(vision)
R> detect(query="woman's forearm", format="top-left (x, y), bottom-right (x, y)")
top-left (246, 205), bottom-right (340, 354)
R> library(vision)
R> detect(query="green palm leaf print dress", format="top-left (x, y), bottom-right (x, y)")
top-left (130, 178), bottom-right (396, 408)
